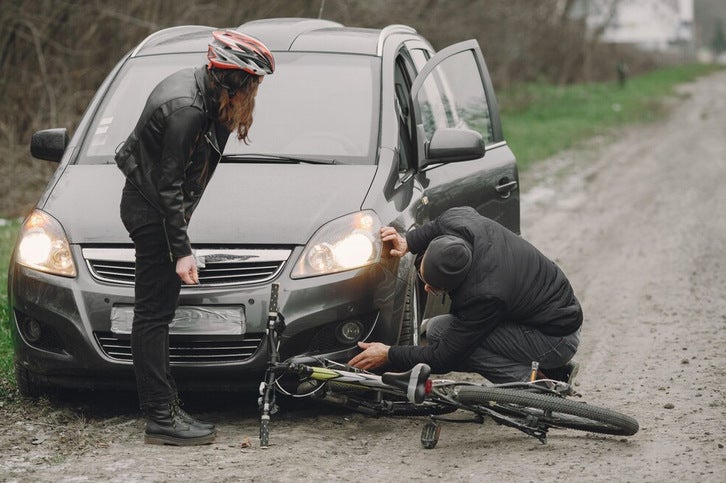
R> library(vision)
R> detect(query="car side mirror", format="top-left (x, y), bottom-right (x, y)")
top-left (30, 128), bottom-right (69, 162)
top-left (421, 128), bottom-right (485, 170)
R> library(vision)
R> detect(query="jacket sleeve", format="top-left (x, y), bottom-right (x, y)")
top-left (157, 106), bottom-right (205, 259)
top-left (405, 206), bottom-right (481, 255)
top-left (388, 297), bottom-right (505, 373)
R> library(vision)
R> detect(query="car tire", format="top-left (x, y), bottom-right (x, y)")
top-left (15, 363), bottom-right (44, 398)
top-left (398, 271), bottom-right (424, 346)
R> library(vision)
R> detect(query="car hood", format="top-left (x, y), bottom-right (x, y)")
top-left (43, 164), bottom-right (378, 245)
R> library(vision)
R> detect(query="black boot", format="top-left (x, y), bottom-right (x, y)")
top-left (173, 400), bottom-right (216, 431)
top-left (144, 404), bottom-right (216, 446)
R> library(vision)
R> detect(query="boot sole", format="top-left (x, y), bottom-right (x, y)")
top-left (144, 433), bottom-right (216, 446)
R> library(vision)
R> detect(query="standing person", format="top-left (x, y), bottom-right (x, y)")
top-left (115, 30), bottom-right (274, 445)
top-left (349, 206), bottom-right (582, 384)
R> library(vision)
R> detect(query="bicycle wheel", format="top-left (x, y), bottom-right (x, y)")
top-left (455, 386), bottom-right (639, 436)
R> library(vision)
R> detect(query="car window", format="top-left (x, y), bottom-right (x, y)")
top-left (228, 53), bottom-right (379, 163)
top-left (78, 52), bottom-right (381, 165)
top-left (409, 49), bottom-right (430, 71)
top-left (82, 54), bottom-right (202, 162)
top-left (394, 54), bottom-right (415, 172)
top-left (414, 49), bottom-right (495, 146)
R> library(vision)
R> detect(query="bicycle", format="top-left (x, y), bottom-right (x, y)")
top-left (257, 284), bottom-right (639, 448)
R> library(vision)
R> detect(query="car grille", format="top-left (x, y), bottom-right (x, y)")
top-left (95, 332), bottom-right (264, 364)
top-left (82, 247), bottom-right (291, 286)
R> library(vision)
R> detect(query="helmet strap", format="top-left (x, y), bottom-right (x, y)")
top-left (209, 69), bottom-right (237, 98)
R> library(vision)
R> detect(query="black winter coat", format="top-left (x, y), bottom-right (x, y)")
top-left (115, 67), bottom-right (230, 260)
top-left (388, 206), bottom-right (583, 373)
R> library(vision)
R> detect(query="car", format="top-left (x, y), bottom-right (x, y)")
top-left (10, 18), bottom-right (519, 396)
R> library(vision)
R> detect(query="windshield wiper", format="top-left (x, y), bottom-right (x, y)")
top-left (223, 154), bottom-right (336, 165)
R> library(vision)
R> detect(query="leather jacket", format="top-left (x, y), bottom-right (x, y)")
top-left (115, 67), bottom-right (230, 260)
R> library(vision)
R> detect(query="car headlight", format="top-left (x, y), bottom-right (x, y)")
top-left (292, 211), bottom-right (382, 278)
top-left (16, 210), bottom-right (77, 277)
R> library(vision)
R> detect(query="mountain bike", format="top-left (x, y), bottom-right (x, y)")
top-left (257, 284), bottom-right (639, 448)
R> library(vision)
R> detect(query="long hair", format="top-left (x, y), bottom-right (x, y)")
top-left (209, 69), bottom-right (261, 143)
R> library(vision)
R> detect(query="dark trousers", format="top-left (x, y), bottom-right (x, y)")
top-left (120, 187), bottom-right (181, 409)
top-left (426, 315), bottom-right (580, 383)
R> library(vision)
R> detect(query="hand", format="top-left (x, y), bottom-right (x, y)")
top-left (176, 255), bottom-right (199, 285)
top-left (348, 341), bottom-right (390, 370)
top-left (380, 226), bottom-right (408, 257)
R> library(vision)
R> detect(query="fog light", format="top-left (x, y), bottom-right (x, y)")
top-left (25, 318), bottom-right (42, 342)
top-left (336, 321), bottom-right (363, 344)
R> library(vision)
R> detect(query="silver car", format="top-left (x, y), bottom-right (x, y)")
top-left (10, 18), bottom-right (519, 396)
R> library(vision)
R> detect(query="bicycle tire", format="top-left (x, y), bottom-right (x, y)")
top-left (455, 386), bottom-right (639, 436)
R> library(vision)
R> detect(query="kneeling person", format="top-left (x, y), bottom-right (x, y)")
top-left (348, 206), bottom-right (582, 384)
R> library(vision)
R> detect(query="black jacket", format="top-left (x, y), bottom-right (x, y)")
top-left (388, 206), bottom-right (583, 373)
top-left (115, 67), bottom-right (230, 259)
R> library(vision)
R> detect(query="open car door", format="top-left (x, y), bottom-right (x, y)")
top-left (411, 39), bottom-right (520, 233)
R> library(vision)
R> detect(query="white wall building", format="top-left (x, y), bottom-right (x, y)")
top-left (574, 0), bottom-right (694, 51)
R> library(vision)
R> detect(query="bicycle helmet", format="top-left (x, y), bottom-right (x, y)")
top-left (207, 30), bottom-right (275, 75)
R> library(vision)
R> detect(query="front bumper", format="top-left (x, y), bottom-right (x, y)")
top-left (10, 245), bottom-right (407, 392)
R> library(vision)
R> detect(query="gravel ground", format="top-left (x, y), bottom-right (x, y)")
top-left (1, 70), bottom-right (725, 483)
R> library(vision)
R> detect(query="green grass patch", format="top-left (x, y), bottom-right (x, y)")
top-left (0, 219), bottom-right (20, 400)
top-left (499, 63), bottom-right (724, 169)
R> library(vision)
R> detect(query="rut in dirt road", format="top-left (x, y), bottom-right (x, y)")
top-left (520, 69), bottom-right (726, 482)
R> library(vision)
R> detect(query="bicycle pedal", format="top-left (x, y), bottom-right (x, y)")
top-left (420, 420), bottom-right (441, 449)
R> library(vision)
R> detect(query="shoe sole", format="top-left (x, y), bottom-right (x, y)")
top-left (144, 433), bottom-right (216, 446)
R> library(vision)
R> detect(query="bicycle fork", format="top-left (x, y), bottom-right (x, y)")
top-left (259, 283), bottom-right (285, 449)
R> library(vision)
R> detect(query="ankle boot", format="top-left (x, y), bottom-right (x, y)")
top-left (173, 401), bottom-right (216, 431)
top-left (144, 404), bottom-right (216, 446)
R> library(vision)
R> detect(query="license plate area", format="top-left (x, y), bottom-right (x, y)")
top-left (110, 305), bottom-right (246, 335)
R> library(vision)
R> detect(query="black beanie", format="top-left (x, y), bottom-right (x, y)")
top-left (422, 235), bottom-right (473, 292)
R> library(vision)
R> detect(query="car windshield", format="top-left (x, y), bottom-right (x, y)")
top-left (78, 52), bottom-right (380, 165)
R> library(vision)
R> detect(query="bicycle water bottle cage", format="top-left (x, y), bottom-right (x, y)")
top-left (381, 363), bottom-right (432, 404)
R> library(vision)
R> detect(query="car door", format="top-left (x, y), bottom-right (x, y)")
top-left (410, 40), bottom-right (520, 234)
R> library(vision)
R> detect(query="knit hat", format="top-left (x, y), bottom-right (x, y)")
top-left (421, 235), bottom-right (473, 292)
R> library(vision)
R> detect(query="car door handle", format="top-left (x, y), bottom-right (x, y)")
top-left (495, 180), bottom-right (518, 198)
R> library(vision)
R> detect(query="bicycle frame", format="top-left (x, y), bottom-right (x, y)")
top-left (257, 284), bottom-right (634, 448)
top-left (258, 284), bottom-right (433, 447)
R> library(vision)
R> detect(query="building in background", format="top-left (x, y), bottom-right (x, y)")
top-left (573, 0), bottom-right (694, 52)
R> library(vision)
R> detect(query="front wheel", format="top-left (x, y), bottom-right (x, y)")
top-left (456, 386), bottom-right (639, 436)
top-left (398, 270), bottom-right (425, 346)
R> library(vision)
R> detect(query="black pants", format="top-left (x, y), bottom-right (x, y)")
top-left (120, 186), bottom-right (181, 409)
top-left (426, 315), bottom-right (580, 383)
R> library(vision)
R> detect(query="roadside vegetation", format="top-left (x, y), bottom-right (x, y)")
top-left (500, 63), bottom-right (724, 169)
top-left (0, 62), bottom-right (721, 402)
top-left (1, 219), bottom-right (20, 400)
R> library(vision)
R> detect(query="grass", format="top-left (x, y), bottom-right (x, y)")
top-left (499, 63), bottom-right (724, 169)
top-left (0, 219), bottom-right (20, 400)
top-left (0, 63), bottom-right (722, 398)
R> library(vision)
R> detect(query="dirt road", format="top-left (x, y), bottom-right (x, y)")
top-left (2, 70), bottom-right (725, 482)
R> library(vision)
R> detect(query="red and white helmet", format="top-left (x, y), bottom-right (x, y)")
top-left (207, 30), bottom-right (275, 75)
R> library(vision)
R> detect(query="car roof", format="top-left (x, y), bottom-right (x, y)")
top-left (130, 18), bottom-right (417, 58)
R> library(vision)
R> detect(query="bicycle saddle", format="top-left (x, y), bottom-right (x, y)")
top-left (381, 363), bottom-right (432, 404)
